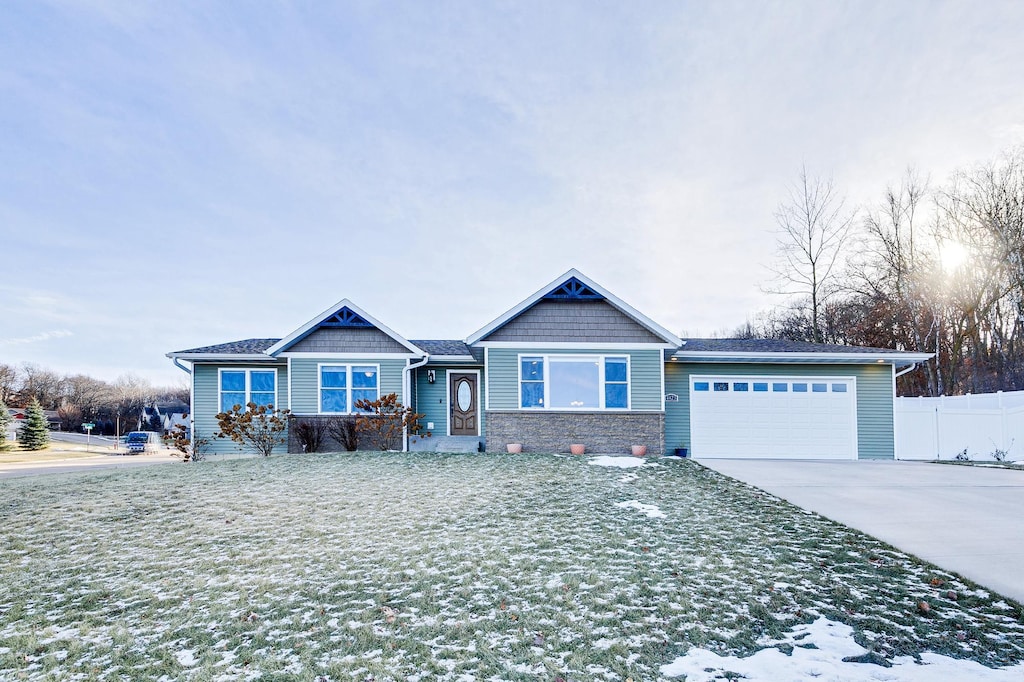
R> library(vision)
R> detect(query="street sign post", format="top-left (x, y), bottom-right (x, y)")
top-left (82, 422), bottom-right (95, 452)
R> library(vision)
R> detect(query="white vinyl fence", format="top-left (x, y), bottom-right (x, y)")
top-left (895, 390), bottom-right (1024, 461)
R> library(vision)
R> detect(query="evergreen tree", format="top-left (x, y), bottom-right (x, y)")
top-left (0, 400), bottom-right (12, 451)
top-left (17, 399), bottom-right (50, 451)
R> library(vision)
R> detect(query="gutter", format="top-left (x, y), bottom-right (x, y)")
top-left (894, 362), bottom-right (918, 379)
top-left (172, 358), bottom-right (192, 375)
top-left (402, 353), bottom-right (430, 451)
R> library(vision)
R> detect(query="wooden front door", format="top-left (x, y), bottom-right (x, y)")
top-left (449, 372), bottom-right (479, 436)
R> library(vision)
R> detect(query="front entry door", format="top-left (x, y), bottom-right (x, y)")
top-left (449, 372), bottom-right (479, 436)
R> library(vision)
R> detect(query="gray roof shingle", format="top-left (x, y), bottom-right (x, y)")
top-left (676, 338), bottom-right (913, 354)
top-left (409, 340), bottom-right (474, 356)
top-left (173, 338), bottom-right (280, 355)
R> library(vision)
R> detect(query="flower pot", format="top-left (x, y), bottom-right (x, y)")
top-left (631, 445), bottom-right (647, 457)
top-left (674, 447), bottom-right (688, 458)
top-left (569, 444), bottom-right (586, 455)
top-left (506, 443), bottom-right (523, 454)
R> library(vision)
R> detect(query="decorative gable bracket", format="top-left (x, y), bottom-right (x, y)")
top-left (542, 276), bottom-right (605, 301)
top-left (319, 306), bottom-right (373, 328)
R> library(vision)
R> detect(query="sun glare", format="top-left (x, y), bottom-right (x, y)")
top-left (939, 240), bottom-right (970, 272)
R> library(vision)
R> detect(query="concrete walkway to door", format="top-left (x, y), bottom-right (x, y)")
top-left (700, 459), bottom-right (1024, 604)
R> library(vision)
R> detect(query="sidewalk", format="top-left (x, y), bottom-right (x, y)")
top-left (0, 451), bottom-right (179, 479)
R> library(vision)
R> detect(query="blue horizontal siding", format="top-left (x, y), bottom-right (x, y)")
top-left (193, 363), bottom-right (289, 455)
top-left (289, 358), bottom-right (406, 414)
top-left (485, 347), bottom-right (663, 412)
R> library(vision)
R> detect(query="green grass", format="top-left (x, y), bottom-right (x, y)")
top-left (1, 453), bottom-right (1022, 680)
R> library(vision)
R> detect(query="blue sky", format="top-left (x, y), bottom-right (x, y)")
top-left (3, 0), bottom-right (1024, 385)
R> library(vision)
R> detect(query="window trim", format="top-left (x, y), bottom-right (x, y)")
top-left (318, 363), bottom-right (381, 414)
top-left (517, 353), bottom-right (631, 411)
top-left (218, 367), bottom-right (279, 413)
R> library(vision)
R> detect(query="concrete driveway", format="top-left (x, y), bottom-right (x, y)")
top-left (700, 459), bottom-right (1024, 604)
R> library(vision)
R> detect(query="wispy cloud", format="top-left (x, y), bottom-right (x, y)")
top-left (0, 330), bottom-right (74, 346)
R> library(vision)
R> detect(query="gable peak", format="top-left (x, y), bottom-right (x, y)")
top-left (542, 276), bottom-right (605, 301)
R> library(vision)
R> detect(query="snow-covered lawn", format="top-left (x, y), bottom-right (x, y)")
top-left (1, 453), bottom-right (1022, 680)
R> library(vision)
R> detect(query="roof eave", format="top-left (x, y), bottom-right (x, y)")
top-left (671, 351), bottom-right (934, 366)
top-left (165, 352), bottom-right (277, 362)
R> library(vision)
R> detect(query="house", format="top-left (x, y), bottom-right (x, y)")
top-left (7, 407), bottom-right (61, 431)
top-left (167, 269), bottom-right (930, 459)
top-left (138, 401), bottom-right (190, 434)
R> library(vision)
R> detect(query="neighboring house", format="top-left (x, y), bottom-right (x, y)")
top-left (167, 269), bottom-right (930, 459)
top-left (138, 401), bottom-right (190, 434)
top-left (7, 407), bottom-right (61, 431)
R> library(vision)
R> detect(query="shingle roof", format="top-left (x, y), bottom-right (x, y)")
top-left (409, 340), bottom-right (474, 356)
top-left (676, 338), bottom-right (914, 354)
top-left (173, 338), bottom-right (280, 355)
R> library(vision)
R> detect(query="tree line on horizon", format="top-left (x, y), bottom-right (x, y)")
top-left (738, 147), bottom-right (1024, 398)
top-left (0, 362), bottom-right (188, 435)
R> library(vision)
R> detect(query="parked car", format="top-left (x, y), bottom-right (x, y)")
top-left (124, 431), bottom-right (160, 454)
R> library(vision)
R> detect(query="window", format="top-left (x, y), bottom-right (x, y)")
top-left (714, 382), bottom-right (729, 391)
top-left (753, 382), bottom-right (768, 392)
top-left (521, 357), bottom-right (544, 408)
top-left (831, 383), bottom-right (848, 393)
top-left (693, 381), bottom-right (710, 392)
top-left (320, 364), bottom-right (380, 413)
top-left (519, 355), bottom-right (629, 410)
top-left (220, 369), bottom-right (277, 412)
top-left (605, 357), bottom-right (628, 408)
top-left (772, 383), bottom-right (788, 392)
top-left (793, 383), bottom-right (808, 393)
top-left (352, 366), bottom-right (379, 411)
top-left (812, 383), bottom-right (828, 393)
top-left (733, 382), bottom-right (749, 392)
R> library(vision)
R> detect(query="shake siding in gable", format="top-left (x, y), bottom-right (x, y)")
top-left (663, 362), bottom-right (895, 460)
top-left (288, 357), bottom-right (406, 414)
top-left (193, 363), bottom-right (289, 455)
top-left (287, 327), bottom-right (410, 353)
top-left (485, 348), bottom-right (663, 411)
top-left (482, 300), bottom-right (665, 343)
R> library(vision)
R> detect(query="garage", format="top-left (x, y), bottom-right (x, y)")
top-left (690, 375), bottom-right (857, 459)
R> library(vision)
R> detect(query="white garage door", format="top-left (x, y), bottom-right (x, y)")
top-left (690, 376), bottom-right (858, 459)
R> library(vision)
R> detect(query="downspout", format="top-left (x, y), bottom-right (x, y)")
top-left (170, 356), bottom-right (194, 443)
top-left (403, 354), bottom-right (430, 452)
top-left (894, 363), bottom-right (917, 380)
top-left (892, 363), bottom-right (917, 461)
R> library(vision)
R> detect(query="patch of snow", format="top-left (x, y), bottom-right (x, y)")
top-left (661, 617), bottom-right (1024, 681)
top-left (615, 500), bottom-right (666, 519)
top-left (588, 456), bottom-right (646, 469)
top-left (175, 649), bottom-right (197, 667)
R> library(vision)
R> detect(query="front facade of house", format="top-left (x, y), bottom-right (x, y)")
top-left (168, 270), bottom-right (930, 459)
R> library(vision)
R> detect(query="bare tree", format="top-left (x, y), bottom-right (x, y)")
top-left (0, 364), bottom-right (19, 405)
top-left (17, 362), bottom-right (65, 409)
top-left (767, 167), bottom-right (857, 343)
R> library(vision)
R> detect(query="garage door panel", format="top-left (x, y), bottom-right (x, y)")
top-left (691, 376), bottom-right (857, 459)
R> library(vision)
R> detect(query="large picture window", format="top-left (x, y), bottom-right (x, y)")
top-left (519, 355), bottom-right (630, 410)
top-left (219, 369), bottom-right (277, 412)
top-left (320, 364), bottom-right (379, 413)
